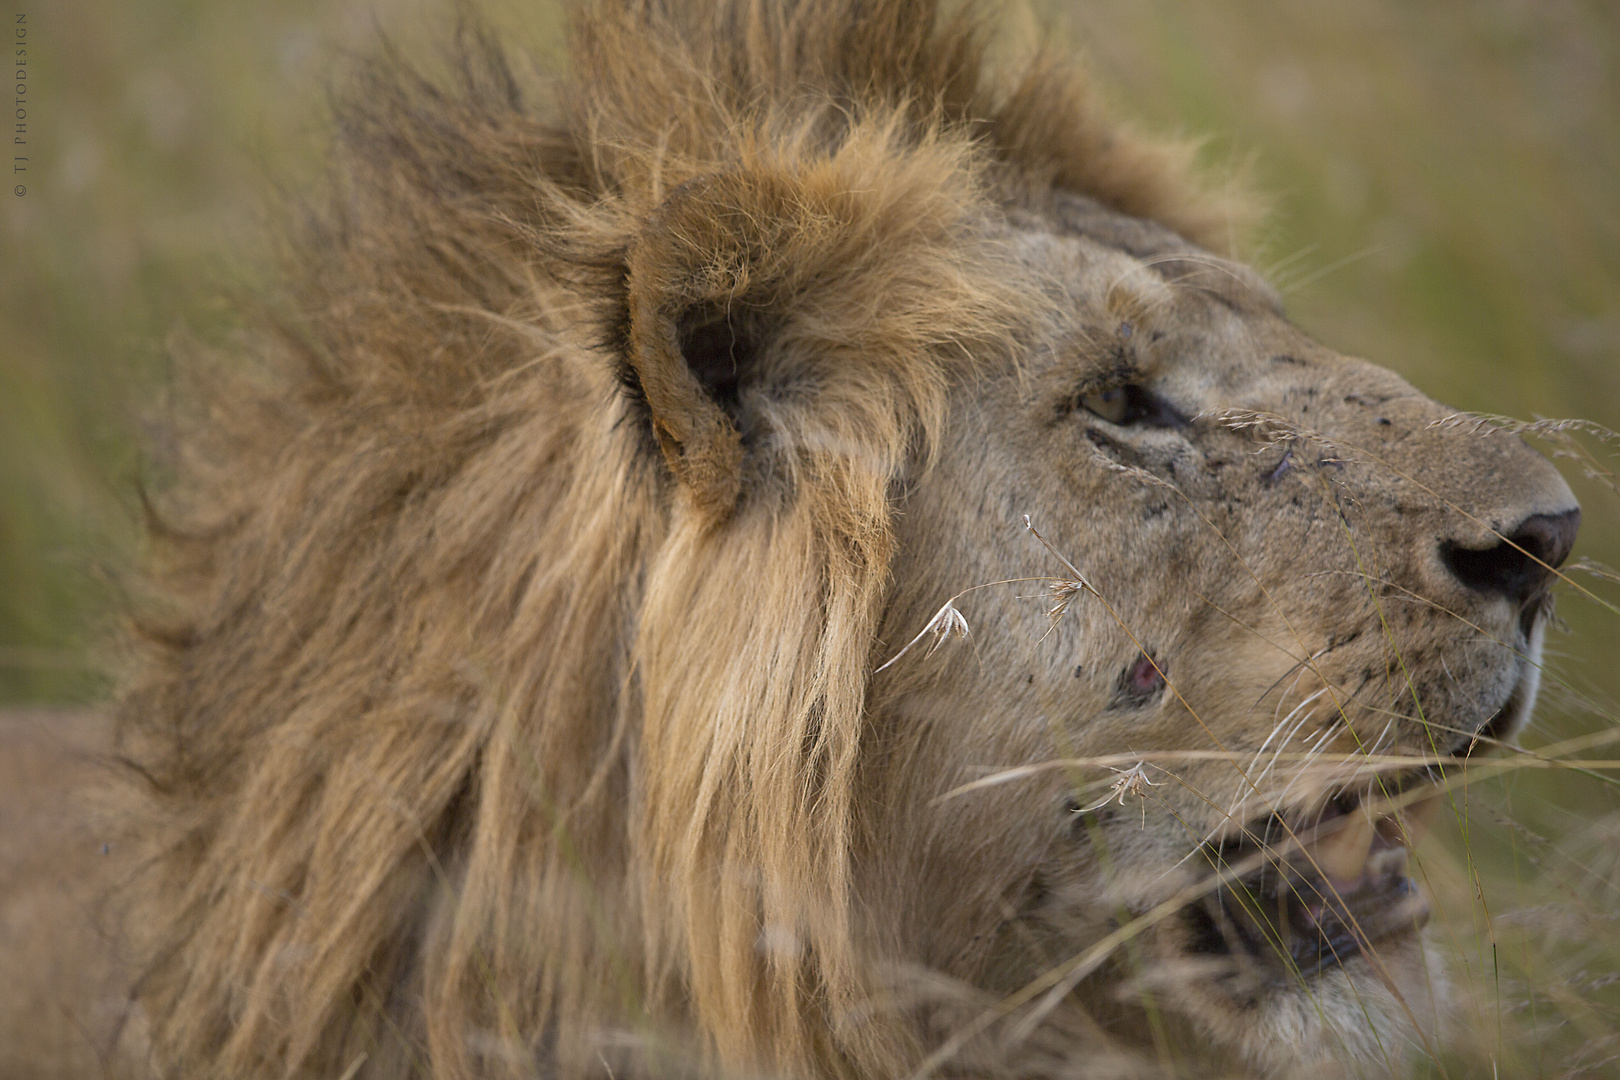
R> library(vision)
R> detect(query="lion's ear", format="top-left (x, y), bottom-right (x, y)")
top-left (621, 152), bottom-right (1005, 520)
top-left (623, 174), bottom-right (783, 521)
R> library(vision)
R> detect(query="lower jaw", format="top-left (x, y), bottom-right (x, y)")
top-left (1182, 782), bottom-right (1443, 982)
top-left (1185, 876), bottom-right (1430, 982)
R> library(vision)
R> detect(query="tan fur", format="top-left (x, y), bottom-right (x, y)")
top-left (11, 2), bottom-right (1580, 1078)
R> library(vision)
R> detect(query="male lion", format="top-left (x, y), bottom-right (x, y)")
top-left (6, 0), bottom-right (1581, 1077)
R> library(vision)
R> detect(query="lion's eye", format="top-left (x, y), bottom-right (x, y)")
top-left (1079, 386), bottom-right (1136, 424)
top-left (1075, 384), bottom-right (1184, 428)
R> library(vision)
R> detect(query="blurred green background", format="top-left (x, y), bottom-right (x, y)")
top-left (2, 1), bottom-right (1618, 1071)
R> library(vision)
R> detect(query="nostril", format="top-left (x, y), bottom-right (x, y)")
top-left (1518, 508), bottom-right (1581, 569)
top-left (1440, 508), bottom-right (1580, 604)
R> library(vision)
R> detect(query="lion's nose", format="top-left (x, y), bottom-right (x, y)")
top-left (1440, 508), bottom-right (1580, 605)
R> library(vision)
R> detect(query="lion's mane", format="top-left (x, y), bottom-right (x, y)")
top-left (118, 3), bottom-right (1235, 1075)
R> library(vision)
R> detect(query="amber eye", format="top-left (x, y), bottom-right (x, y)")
top-left (1074, 384), bottom-right (1185, 428)
top-left (1079, 386), bottom-right (1133, 424)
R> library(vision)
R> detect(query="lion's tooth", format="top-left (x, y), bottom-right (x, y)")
top-left (1305, 808), bottom-right (1376, 887)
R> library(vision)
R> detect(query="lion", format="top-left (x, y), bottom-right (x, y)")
top-left (4, 0), bottom-right (1581, 1077)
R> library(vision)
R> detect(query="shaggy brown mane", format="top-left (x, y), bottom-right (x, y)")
top-left (117, 3), bottom-right (1239, 1076)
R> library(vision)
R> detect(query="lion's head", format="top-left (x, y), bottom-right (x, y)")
top-left (118, 2), bottom-right (1578, 1078)
top-left (869, 205), bottom-right (1579, 1075)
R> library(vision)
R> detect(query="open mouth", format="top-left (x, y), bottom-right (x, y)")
top-left (1186, 781), bottom-right (1443, 979)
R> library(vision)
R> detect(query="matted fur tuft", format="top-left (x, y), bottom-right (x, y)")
top-left (116, 3), bottom-right (1243, 1077)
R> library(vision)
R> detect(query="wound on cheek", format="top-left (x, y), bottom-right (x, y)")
top-left (1113, 652), bottom-right (1166, 707)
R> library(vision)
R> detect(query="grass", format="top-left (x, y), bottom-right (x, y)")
top-left (3, 0), bottom-right (1617, 1076)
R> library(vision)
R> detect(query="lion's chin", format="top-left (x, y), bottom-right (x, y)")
top-left (1105, 918), bottom-right (1445, 1080)
top-left (1215, 933), bottom-right (1447, 1080)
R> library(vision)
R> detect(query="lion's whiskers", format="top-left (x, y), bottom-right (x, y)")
top-left (1232, 687), bottom-right (1332, 826)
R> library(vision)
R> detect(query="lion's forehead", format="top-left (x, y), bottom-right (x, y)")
top-left (1008, 203), bottom-right (1280, 324)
